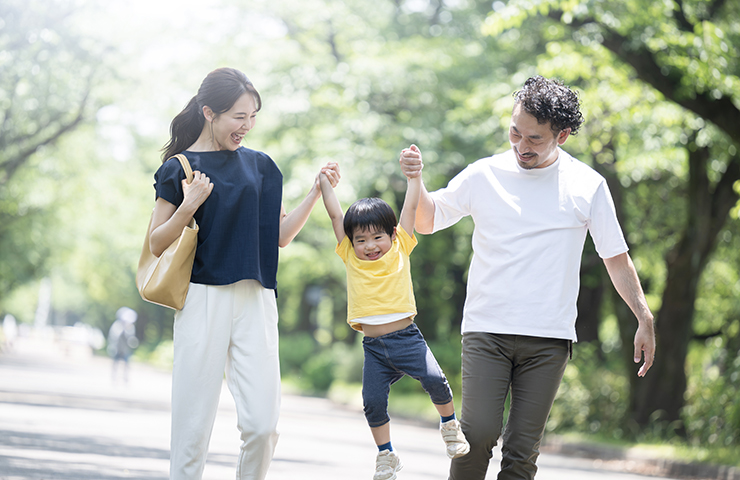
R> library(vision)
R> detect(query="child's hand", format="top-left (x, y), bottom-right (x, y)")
top-left (320, 162), bottom-right (341, 188)
top-left (400, 144), bottom-right (423, 179)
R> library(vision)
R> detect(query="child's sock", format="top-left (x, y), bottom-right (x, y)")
top-left (441, 412), bottom-right (457, 423)
top-left (378, 441), bottom-right (393, 452)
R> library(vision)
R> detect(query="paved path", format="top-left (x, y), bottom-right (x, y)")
top-left (0, 334), bottom-right (675, 480)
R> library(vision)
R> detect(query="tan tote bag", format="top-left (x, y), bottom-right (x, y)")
top-left (136, 154), bottom-right (199, 310)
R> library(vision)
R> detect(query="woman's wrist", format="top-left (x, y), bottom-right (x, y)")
top-left (308, 181), bottom-right (322, 200)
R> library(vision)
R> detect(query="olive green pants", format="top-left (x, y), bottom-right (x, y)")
top-left (449, 333), bottom-right (569, 480)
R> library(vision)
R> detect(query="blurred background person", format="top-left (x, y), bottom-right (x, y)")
top-left (2, 314), bottom-right (18, 352)
top-left (107, 307), bottom-right (139, 384)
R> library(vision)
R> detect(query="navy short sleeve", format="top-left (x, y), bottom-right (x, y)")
top-left (153, 157), bottom-right (186, 205)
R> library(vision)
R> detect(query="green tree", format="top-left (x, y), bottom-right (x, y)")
top-left (0, 0), bottom-right (106, 294)
top-left (217, 0), bottom-right (546, 347)
top-left (485, 0), bottom-right (740, 432)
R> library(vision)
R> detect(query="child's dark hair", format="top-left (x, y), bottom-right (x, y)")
top-left (343, 198), bottom-right (397, 244)
top-left (513, 75), bottom-right (583, 136)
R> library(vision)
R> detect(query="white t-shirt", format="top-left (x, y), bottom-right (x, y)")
top-left (430, 148), bottom-right (628, 341)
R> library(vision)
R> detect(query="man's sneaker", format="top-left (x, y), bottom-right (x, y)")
top-left (373, 449), bottom-right (403, 480)
top-left (440, 419), bottom-right (470, 459)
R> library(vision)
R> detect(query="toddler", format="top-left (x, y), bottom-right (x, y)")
top-left (319, 145), bottom-right (469, 480)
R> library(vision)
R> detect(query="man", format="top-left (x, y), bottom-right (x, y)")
top-left (399, 75), bottom-right (655, 480)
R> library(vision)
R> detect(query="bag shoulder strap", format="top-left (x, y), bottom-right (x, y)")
top-left (172, 153), bottom-right (194, 184)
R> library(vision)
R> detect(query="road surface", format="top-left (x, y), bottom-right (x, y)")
top-left (0, 333), bottom-right (674, 480)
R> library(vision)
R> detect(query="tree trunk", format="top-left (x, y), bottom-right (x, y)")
top-left (295, 284), bottom-right (320, 336)
top-left (632, 241), bottom-right (701, 426)
top-left (631, 143), bottom-right (740, 427)
top-left (575, 247), bottom-right (605, 344)
top-left (591, 140), bottom-right (740, 428)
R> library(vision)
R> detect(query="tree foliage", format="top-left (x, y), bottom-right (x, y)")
top-left (2, 0), bottom-right (739, 451)
top-left (484, 0), bottom-right (740, 437)
top-left (0, 0), bottom-right (106, 293)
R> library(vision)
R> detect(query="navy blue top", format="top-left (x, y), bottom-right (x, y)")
top-left (153, 147), bottom-right (283, 289)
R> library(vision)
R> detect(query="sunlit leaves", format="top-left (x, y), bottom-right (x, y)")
top-left (0, 0), bottom-right (106, 182)
top-left (482, 0), bottom-right (558, 36)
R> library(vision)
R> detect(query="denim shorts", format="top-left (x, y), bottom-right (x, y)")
top-left (362, 323), bottom-right (453, 427)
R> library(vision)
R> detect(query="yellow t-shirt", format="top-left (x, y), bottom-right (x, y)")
top-left (336, 226), bottom-right (418, 332)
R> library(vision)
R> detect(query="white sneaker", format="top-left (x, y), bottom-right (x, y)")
top-left (373, 449), bottom-right (403, 480)
top-left (440, 419), bottom-right (470, 459)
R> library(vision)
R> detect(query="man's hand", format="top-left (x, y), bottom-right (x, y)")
top-left (634, 320), bottom-right (656, 377)
top-left (400, 144), bottom-right (423, 178)
top-left (603, 252), bottom-right (656, 377)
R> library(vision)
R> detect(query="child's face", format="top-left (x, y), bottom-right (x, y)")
top-left (352, 227), bottom-right (396, 261)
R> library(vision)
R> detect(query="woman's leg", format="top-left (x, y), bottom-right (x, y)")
top-left (170, 283), bottom-right (231, 480)
top-left (226, 280), bottom-right (281, 480)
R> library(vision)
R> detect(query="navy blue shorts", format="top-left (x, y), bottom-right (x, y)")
top-left (362, 323), bottom-right (453, 427)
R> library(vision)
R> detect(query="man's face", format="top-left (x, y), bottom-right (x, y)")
top-left (508, 103), bottom-right (570, 170)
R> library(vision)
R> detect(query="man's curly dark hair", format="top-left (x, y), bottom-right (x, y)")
top-left (513, 76), bottom-right (584, 136)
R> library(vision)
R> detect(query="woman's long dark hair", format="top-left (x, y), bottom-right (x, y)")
top-left (161, 67), bottom-right (262, 161)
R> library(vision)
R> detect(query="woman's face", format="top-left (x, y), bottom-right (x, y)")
top-left (207, 93), bottom-right (258, 151)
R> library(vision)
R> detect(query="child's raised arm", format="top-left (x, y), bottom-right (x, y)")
top-left (399, 145), bottom-right (422, 237)
top-left (319, 163), bottom-right (346, 243)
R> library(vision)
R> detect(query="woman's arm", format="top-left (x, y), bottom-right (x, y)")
top-left (149, 170), bottom-right (213, 257)
top-left (279, 163), bottom-right (340, 247)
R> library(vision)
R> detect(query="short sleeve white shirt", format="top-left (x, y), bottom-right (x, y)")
top-left (430, 148), bottom-right (627, 341)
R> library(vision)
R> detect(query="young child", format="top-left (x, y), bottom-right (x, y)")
top-left (319, 145), bottom-right (469, 480)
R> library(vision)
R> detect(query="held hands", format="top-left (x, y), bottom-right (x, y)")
top-left (181, 170), bottom-right (214, 210)
top-left (400, 144), bottom-right (423, 179)
top-left (319, 161), bottom-right (341, 188)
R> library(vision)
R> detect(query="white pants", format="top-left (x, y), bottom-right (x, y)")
top-left (170, 280), bottom-right (281, 480)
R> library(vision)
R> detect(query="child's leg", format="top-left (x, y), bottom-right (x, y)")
top-left (371, 422), bottom-right (391, 448)
top-left (363, 336), bottom-right (404, 479)
top-left (384, 324), bottom-right (470, 459)
top-left (391, 325), bottom-right (454, 409)
top-left (434, 400), bottom-right (456, 419)
top-left (362, 336), bottom-right (404, 443)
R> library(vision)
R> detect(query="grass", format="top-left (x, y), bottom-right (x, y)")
top-left (546, 431), bottom-right (740, 469)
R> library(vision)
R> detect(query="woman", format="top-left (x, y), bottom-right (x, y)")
top-left (148, 67), bottom-right (338, 480)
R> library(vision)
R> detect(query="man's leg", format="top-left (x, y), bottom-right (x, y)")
top-left (498, 336), bottom-right (569, 480)
top-left (449, 333), bottom-right (515, 480)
